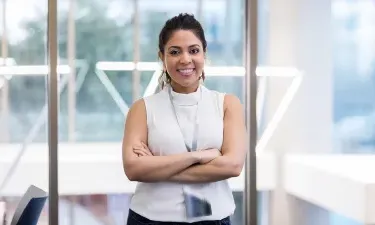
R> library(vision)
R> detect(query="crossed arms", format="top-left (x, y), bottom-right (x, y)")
top-left (121, 94), bottom-right (247, 183)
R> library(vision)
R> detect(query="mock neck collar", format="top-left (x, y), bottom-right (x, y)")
top-left (167, 84), bottom-right (202, 106)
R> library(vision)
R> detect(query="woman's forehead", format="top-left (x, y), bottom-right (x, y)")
top-left (166, 30), bottom-right (202, 48)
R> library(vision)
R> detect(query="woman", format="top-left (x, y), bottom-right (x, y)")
top-left (122, 13), bottom-right (247, 225)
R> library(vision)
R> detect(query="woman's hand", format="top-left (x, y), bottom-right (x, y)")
top-left (193, 149), bottom-right (221, 164)
top-left (133, 142), bottom-right (153, 157)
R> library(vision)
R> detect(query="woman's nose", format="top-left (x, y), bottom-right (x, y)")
top-left (179, 52), bottom-right (192, 64)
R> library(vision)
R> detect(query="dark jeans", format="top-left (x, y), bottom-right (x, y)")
top-left (127, 210), bottom-right (231, 225)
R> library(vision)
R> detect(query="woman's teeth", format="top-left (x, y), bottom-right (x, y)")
top-left (178, 69), bottom-right (194, 76)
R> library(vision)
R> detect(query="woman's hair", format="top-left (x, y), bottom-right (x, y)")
top-left (158, 13), bottom-right (207, 89)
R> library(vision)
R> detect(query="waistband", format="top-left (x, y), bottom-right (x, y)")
top-left (128, 209), bottom-right (231, 225)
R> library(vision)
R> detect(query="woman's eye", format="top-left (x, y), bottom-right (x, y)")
top-left (169, 50), bottom-right (179, 55)
top-left (190, 49), bottom-right (200, 54)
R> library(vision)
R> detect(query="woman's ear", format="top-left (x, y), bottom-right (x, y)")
top-left (158, 51), bottom-right (163, 61)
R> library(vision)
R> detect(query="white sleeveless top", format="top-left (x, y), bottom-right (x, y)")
top-left (129, 85), bottom-right (235, 222)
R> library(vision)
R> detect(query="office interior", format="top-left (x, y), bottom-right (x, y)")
top-left (0, 0), bottom-right (375, 225)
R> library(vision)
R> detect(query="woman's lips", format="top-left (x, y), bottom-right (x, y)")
top-left (177, 68), bottom-right (195, 76)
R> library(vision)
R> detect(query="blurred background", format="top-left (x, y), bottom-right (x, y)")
top-left (0, 0), bottom-right (375, 225)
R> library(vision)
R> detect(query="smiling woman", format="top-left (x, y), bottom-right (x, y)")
top-left (121, 13), bottom-right (247, 225)
top-left (157, 14), bottom-right (207, 93)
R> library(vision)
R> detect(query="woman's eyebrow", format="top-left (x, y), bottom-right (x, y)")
top-left (168, 44), bottom-right (201, 50)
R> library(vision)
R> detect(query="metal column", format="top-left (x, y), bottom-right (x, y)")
top-left (244, 0), bottom-right (258, 224)
top-left (47, 0), bottom-right (59, 223)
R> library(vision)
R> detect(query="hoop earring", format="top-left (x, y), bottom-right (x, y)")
top-left (165, 71), bottom-right (171, 83)
top-left (201, 71), bottom-right (205, 81)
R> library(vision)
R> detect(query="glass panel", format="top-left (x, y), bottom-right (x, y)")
top-left (333, 0), bottom-right (375, 153)
top-left (57, 0), bottom-right (136, 223)
top-left (0, 0), bottom-right (49, 224)
top-left (256, 0), bottom-right (375, 224)
top-left (331, 0), bottom-right (375, 223)
top-left (58, 0), bottom-right (134, 143)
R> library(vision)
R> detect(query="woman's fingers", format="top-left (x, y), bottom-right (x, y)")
top-left (141, 142), bottom-right (150, 150)
top-left (133, 146), bottom-right (153, 156)
top-left (133, 142), bottom-right (153, 157)
top-left (133, 149), bottom-right (150, 156)
top-left (141, 142), bottom-right (153, 155)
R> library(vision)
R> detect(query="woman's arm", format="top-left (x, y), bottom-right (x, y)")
top-left (122, 99), bottom-right (219, 183)
top-left (168, 94), bottom-right (247, 183)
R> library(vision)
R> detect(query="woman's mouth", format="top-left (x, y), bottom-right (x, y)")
top-left (177, 68), bottom-right (195, 77)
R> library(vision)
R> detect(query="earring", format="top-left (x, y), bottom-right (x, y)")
top-left (164, 71), bottom-right (171, 83)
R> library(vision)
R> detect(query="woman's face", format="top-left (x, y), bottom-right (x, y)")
top-left (160, 30), bottom-right (205, 92)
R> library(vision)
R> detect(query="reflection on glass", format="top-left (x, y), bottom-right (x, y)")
top-left (333, 0), bottom-right (375, 153)
top-left (331, 0), bottom-right (375, 224)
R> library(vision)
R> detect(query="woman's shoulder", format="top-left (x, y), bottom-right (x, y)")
top-left (223, 94), bottom-right (243, 117)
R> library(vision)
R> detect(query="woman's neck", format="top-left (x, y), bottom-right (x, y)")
top-left (170, 81), bottom-right (199, 94)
